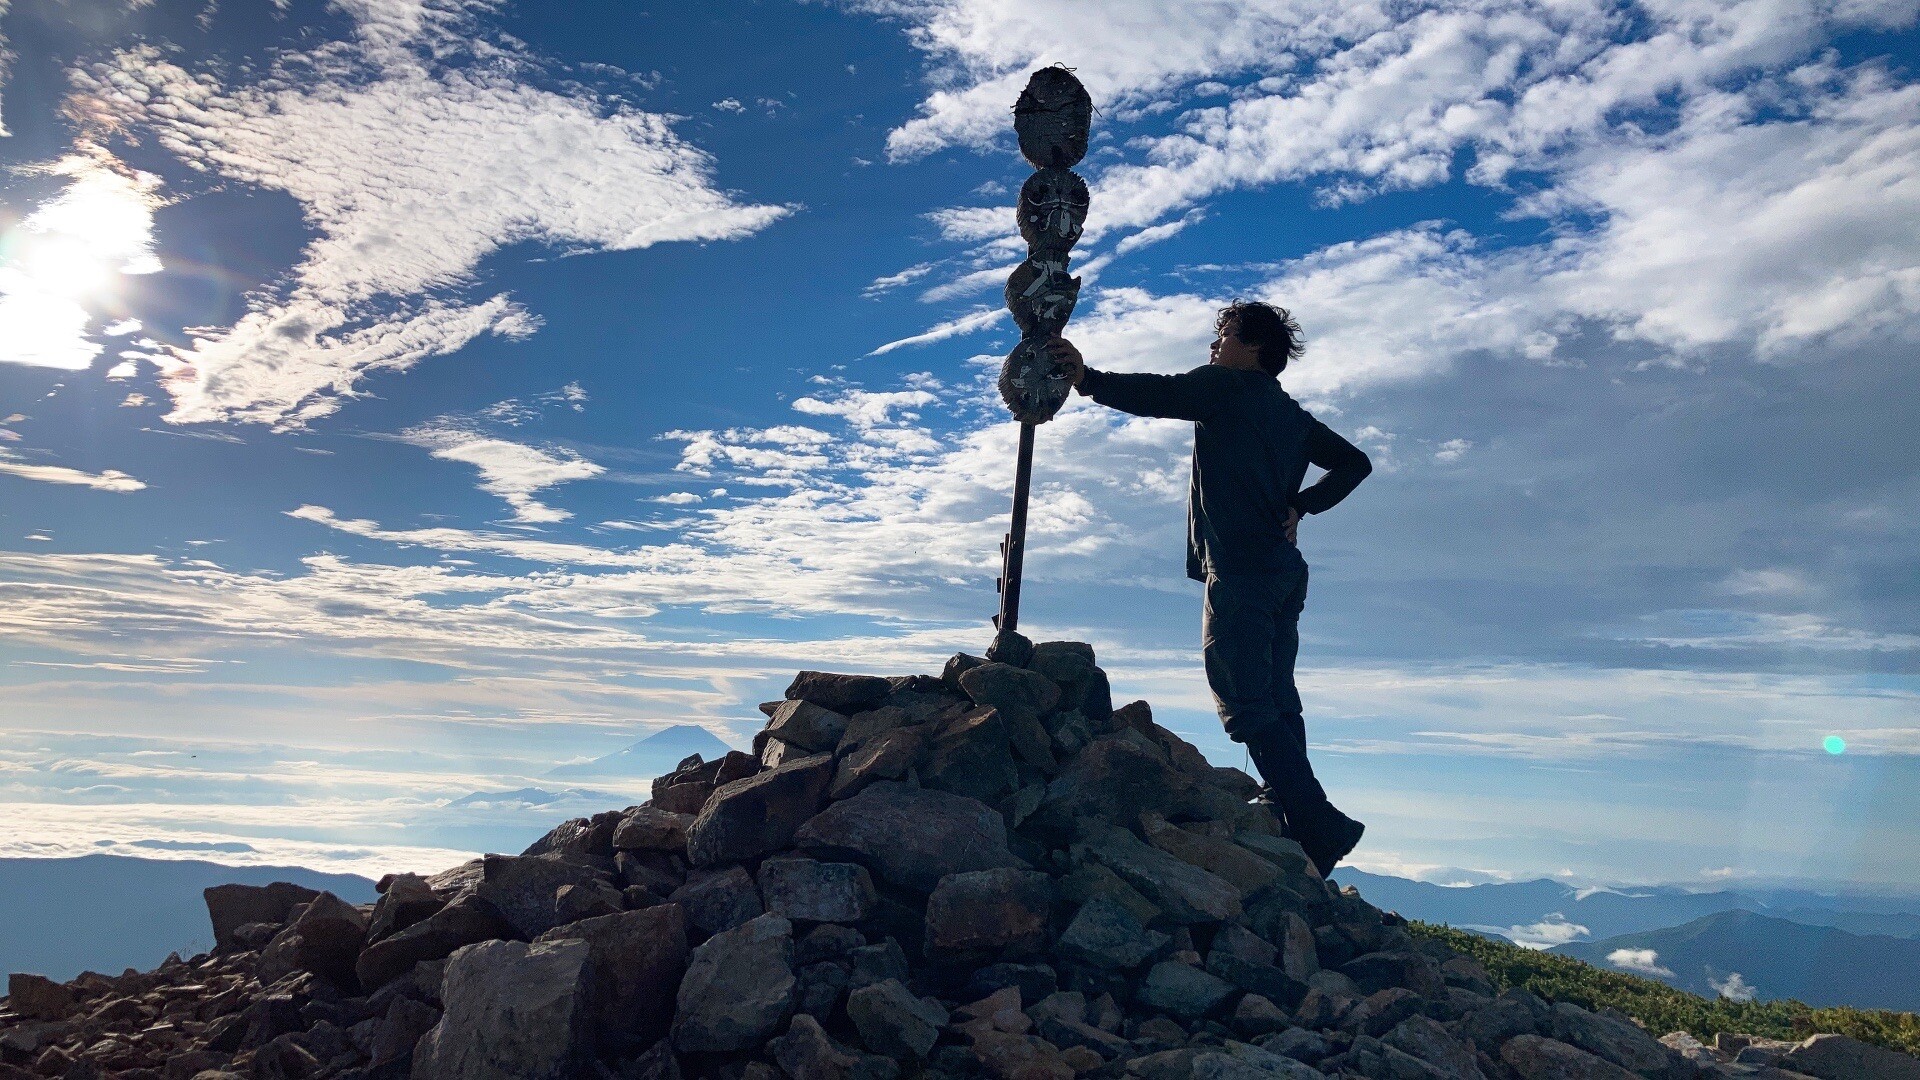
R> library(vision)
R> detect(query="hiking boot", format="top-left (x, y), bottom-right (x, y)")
top-left (1294, 802), bottom-right (1365, 879)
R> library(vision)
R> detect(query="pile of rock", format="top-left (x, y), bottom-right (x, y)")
top-left (4, 638), bottom-right (1916, 1080)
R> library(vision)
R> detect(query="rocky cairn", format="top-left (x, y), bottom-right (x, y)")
top-left (5, 640), bottom-right (1916, 1080)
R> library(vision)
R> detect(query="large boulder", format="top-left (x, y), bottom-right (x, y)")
top-left (1031, 738), bottom-right (1208, 838)
top-left (830, 727), bottom-right (928, 799)
top-left (257, 890), bottom-right (368, 989)
top-left (1056, 897), bottom-right (1169, 970)
top-left (410, 938), bottom-right (592, 1080)
top-left (1142, 816), bottom-right (1280, 895)
top-left (368, 873), bottom-right (444, 943)
top-left (533, 904), bottom-right (688, 1052)
top-left (1136, 961), bottom-right (1236, 1019)
top-left (474, 854), bottom-right (615, 939)
top-left (667, 866), bottom-right (764, 937)
top-left (795, 782), bottom-right (1026, 893)
top-left (923, 869), bottom-right (1052, 959)
top-left (1783, 1033), bottom-right (1920, 1080)
top-left (5, 973), bottom-right (72, 1020)
top-left (204, 882), bottom-right (320, 952)
top-left (760, 857), bottom-right (876, 923)
top-left (613, 807), bottom-right (694, 852)
top-left (1079, 824), bottom-right (1242, 924)
top-left (920, 707), bottom-right (1020, 803)
top-left (787, 671), bottom-right (892, 714)
top-left (1500, 1035), bottom-right (1638, 1080)
top-left (765, 700), bottom-right (851, 752)
top-left (956, 663), bottom-right (1058, 767)
top-left (847, 978), bottom-right (949, 1061)
top-left (673, 913), bottom-right (796, 1052)
top-left (687, 752), bottom-right (835, 867)
top-left (770, 1014), bottom-right (900, 1080)
top-left (355, 894), bottom-right (517, 991)
top-left (1548, 1002), bottom-right (1686, 1078)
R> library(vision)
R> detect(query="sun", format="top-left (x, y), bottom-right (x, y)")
top-left (15, 235), bottom-right (117, 300)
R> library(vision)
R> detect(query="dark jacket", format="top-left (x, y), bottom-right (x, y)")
top-left (1080, 364), bottom-right (1371, 581)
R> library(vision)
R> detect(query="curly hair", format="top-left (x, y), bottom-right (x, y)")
top-left (1216, 300), bottom-right (1304, 376)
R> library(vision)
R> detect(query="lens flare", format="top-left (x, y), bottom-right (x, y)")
top-left (1823, 735), bottom-right (1847, 755)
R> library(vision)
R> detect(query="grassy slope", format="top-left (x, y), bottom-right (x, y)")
top-left (1409, 921), bottom-right (1920, 1057)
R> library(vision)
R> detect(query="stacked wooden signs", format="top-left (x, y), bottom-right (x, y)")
top-left (997, 66), bottom-right (1092, 425)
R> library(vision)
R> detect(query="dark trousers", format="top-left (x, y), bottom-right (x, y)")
top-left (1202, 567), bottom-right (1328, 812)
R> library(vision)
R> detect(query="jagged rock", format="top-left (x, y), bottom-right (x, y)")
top-left (1032, 738), bottom-right (1205, 840)
top-left (921, 707), bottom-right (1021, 803)
top-left (766, 699), bottom-right (852, 752)
top-left (770, 1013), bottom-right (901, 1080)
top-left (1028, 640), bottom-right (1094, 695)
top-left (257, 890), bottom-right (368, 989)
top-left (1194, 1043), bottom-right (1326, 1080)
top-left (1136, 960), bottom-right (1236, 1019)
top-left (1339, 951), bottom-right (1445, 999)
top-left (956, 663), bottom-right (1058, 766)
top-left (5, 973), bottom-right (72, 1020)
top-left (653, 781), bottom-right (713, 815)
top-left (473, 854), bottom-right (613, 939)
top-left (797, 923), bottom-right (866, 964)
top-left (367, 873), bottom-right (443, 943)
top-left (1056, 897), bottom-right (1168, 970)
top-left (830, 727), bottom-right (927, 799)
top-left (1057, 861), bottom-right (1161, 927)
top-left (760, 857), bottom-right (876, 923)
top-left (847, 977), bottom-right (949, 1060)
top-left (1232, 994), bottom-right (1291, 1039)
top-left (687, 752), bottom-right (835, 867)
top-left (1548, 1002), bottom-right (1686, 1078)
top-left (1459, 990), bottom-right (1544, 1051)
top-left (411, 938), bottom-right (591, 1080)
top-left (355, 894), bottom-right (516, 991)
top-left (1078, 824), bottom-right (1241, 924)
top-left (668, 866), bottom-right (764, 936)
top-left (522, 812), bottom-right (620, 861)
top-left (941, 652), bottom-right (986, 694)
top-left (204, 882), bottom-right (320, 952)
top-left (787, 671), bottom-right (892, 714)
top-left (534, 904), bottom-right (688, 1051)
top-left (1783, 1033), bottom-right (1920, 1079)
top-left (795, 781), bottom-right (1025, 893)
top-left (1382, 1014), bottom-right (1486, 1078)
top-left (672, 913), bottom-right (795, 1052)
top-left (970, 1028), bottom-right (1074, 1080)
top-left (1142, 815), bottom-right (1280, 895)
top-left (614, 807), bottom-right (694, 852)
top-left (1293, 985), bottom-right (1354, 1030)
top-left (847, 939), bottom-right (911, 989)
top-left (1500, 1034), bottom-right (1638, 1079)
top-left (924, 868), bottom-right (1052, 959)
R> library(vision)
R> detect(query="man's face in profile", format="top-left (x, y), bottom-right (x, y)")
top-left (1209, 316), bottom-right (1261, 371)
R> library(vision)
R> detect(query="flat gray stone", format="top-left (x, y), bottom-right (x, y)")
top-left (795, 781), bottom-right (1025, 893)
top-left (847, 978), bottom-right (949, 1061)
top-left (1136, 961), bottom-right (1236, 1019)
top-left (1784, 1033), bottom-right (1920, 1080)
top-left (1056, 897), bottom-right (1168, 970)
top-left (1079, 824), bottom-right (1241, 924)
top-left (924, 868), bottom-right (1052, 959)
top-left (686, 752), bottom-right (834, 867)
top-left (760, 857), bottom-right (876, 923)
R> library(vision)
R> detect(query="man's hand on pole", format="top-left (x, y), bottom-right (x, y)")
top-left (1048, 337), bottom-right (1087, 392)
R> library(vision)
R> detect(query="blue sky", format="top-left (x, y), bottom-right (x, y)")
top-left (1, 0), bottom-right (1916, 894)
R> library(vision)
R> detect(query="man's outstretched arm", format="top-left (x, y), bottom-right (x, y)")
top-left (1292, 419), bottom-right (1372, 515)
top-left (1052, 339), bottom-right (1223, 423)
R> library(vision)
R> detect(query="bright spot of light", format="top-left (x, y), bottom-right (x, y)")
top-left (0, 153), bottom-right (163, 371)
top-left (1824, 735), bottom-right (1847, 755)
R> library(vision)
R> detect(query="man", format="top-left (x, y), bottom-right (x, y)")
top-left (1049, 301), bottom-right (1371, 877)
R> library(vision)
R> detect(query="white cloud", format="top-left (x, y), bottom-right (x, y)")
top-left (1499, 913), bottom-right (1590, 949)
top-left (1711, 971), bottom-right (1758, 1002)
top-left (399, 421), bottom-right (605, 523)
top-left (0, 456), bottom-right (147, 493)
top-left (1607, 948), bottom-right (1676, 977)
top-left (868, 307), bottom-right (1006, 354)
top-left (1434, 438), bottom-right (1471, 463)
top-left (71, 19), bottom-right (790, 427)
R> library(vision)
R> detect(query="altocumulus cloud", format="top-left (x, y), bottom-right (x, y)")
top-left (66, 0), bottom-right (790, 428)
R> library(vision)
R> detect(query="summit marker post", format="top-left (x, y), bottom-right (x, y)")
top-left (991, 66), bottom-right (1092, 650)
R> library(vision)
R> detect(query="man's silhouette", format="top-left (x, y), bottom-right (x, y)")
top-left (1051, 301), bottom-right (1371, 877)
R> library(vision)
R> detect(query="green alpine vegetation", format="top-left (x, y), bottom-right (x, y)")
top-left (1409, 921), bottom-right (1920, 1057)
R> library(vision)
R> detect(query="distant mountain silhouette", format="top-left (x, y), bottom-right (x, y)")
top-left (1553, 909), bottom-right (1920, 1011)
top-left (447, 786), bottom-right (621, 808)
top-left (1330, 868), bottom-right (1920, 945)
top-left (0, 855), bottom-right (376, 981)
top-left (544, 725), bottom-right (735, 779)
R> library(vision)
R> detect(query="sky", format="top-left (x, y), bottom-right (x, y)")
top-left (0, 0), bottom-right (1916, 894)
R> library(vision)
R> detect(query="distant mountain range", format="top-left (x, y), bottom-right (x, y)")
top-left (544, 725), bottom-right (735, 779)
top-left (1554, 909), bottom-right (1920, 1012)
top-left (446, 787), bottom-right (621, 808)
top-left (0, 855), bottom-right (376, 982)
top-left (1330, 868), bottom-right (1920, 946)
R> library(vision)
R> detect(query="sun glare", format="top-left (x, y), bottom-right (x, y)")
top-left (0, 154), bottom-right (163, 371)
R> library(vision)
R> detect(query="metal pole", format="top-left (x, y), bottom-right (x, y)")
top-left (995, 421), bottom-right (1037, 632)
